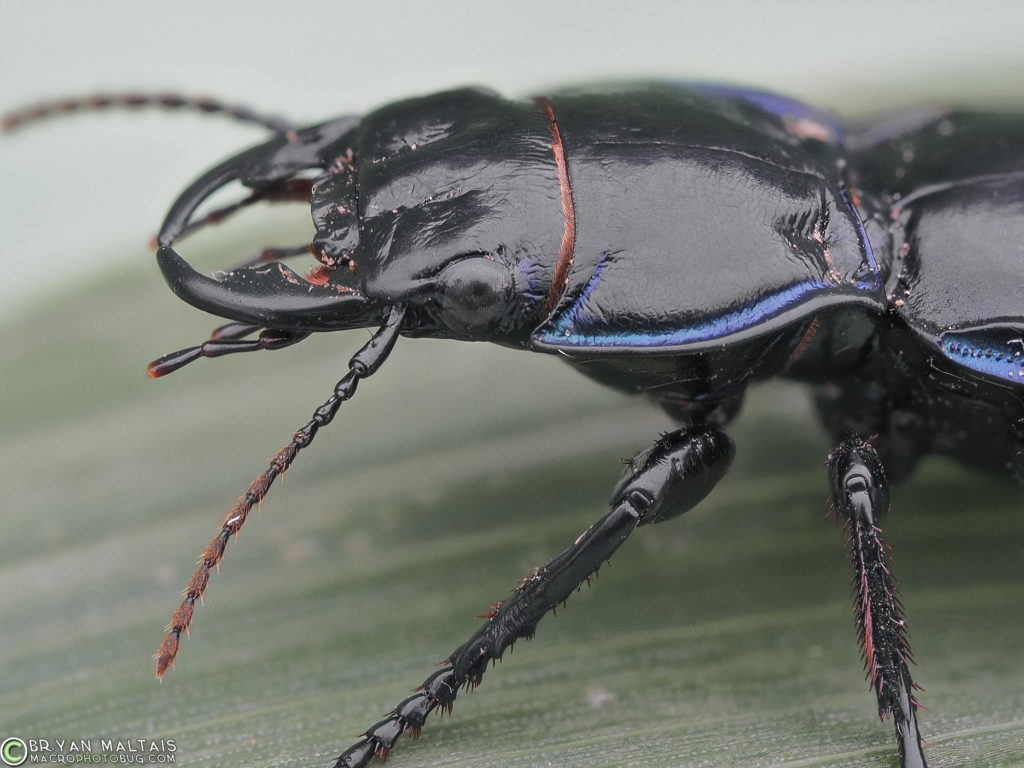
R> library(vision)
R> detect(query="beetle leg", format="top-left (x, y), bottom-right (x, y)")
top-left (333, 424), bottom-right (734, 768)
top-left (828, 436), bottom-right (928, 768)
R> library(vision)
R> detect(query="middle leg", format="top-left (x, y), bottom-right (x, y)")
top-left (828, 436), bottom-right (928, 768)
top-left (333, 424), bottom-right (735, 768)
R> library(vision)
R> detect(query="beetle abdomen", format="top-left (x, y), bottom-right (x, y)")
top-left (896, 174), bottom-right (1024, 386)
top-left (845, 110), bottom-right (1024, 389)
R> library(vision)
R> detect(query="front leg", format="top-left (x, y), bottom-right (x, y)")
top-left (334, 424), bottom-right (734, 767)
top-left (828, 436), bottom-right (928, 768)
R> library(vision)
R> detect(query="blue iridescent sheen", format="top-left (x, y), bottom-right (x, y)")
top-left (941, 329), bottom-right (1024, 384)
top-left (539, 279), bottom-right (832, 348)
top-left (686, 82), bottom-right (845, 143)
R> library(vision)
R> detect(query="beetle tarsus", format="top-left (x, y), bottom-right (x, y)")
top-left (333, 424), bottom-right (733, 767)
top-left (828, 436), bottom-right (928, 768)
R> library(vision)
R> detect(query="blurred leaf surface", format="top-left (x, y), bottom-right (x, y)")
top-left (1, 261), bottom-right (1022, 767)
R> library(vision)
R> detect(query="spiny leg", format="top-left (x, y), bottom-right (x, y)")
top-left (155, 306), bottom-right (405, 677)
top-left (828, 436), bottom-right (927, 768)
top-left (334, 425), bottom-right (735, 768)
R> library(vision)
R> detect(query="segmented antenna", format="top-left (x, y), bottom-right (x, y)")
top-left (2, 92), bottom-right (295, 135)
top-left (155, 306), bottom-right (406, 678)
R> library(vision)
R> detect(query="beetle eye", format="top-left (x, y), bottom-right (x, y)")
top-left (436, 256), bottom-right (513, 334)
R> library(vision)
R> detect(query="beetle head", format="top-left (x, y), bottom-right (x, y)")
top-left (156, 112), bottom-right (382, 332)
top-left (158, 89), bottom-right (565, 348)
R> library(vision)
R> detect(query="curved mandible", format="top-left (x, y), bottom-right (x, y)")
top-left (157, 114), bottom-right (361, 246)
top-left (155, 247), bottom-right (374, 331)
top-left (157, 140), bottom-right (282, 247)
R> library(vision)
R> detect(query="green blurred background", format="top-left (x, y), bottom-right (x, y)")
top-left (2, 2), bottom-right (1022, 766)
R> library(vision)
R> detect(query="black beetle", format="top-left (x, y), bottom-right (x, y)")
top-left (6, 84), bottom-right (1022, 768)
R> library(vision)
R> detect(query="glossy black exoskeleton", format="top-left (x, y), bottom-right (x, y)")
top-left (9, 84), bottom-right (1022, 768)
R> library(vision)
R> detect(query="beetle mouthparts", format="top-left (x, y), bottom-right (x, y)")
top-left (156, 247), bottom-right (371, 331)
top-left (156, 114), bottom-right (360, 247)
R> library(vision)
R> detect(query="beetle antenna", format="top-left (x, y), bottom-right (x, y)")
top-left (2, 92), bottom-right (296, 136)
top-left (155, 306), bottom-right (406, 677)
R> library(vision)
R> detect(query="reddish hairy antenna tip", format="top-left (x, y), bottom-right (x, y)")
top-left (155, 632), bottom-right (179, 679)
top-left (155, 656), bottom-right (172, 678)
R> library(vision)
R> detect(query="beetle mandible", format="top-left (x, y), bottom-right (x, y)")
top-left (6, 84), bottom-right (1023, 768)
